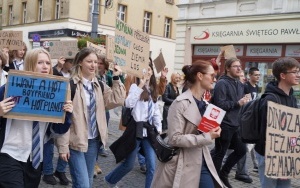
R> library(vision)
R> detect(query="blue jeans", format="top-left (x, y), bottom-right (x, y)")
top-left (199, 159), bottom-right (215, 188)
top-left (43, 139), bottom-right (68, 175)
top-left (138, 151), bottom-right (145, 166)
top-left (68, 138), bottom-right (100, 188)
top-left (105, 138), bottom-right (156, 188)
top-left (255, 151), bottom-right (291, 188)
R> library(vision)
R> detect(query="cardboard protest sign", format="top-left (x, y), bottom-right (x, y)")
top-left (87, 41), bottom-right (106, 56)
top-left (153, 51), bottom-right (166, 73)
top-left (114, 19), bottom-right (150, 78)
top-left (4, 70), bottom-right (70, 123)
top-left (106, 35), bottom-right (114, 62)
top-left (198, 103), bottom-right (225, 133)
top-left (220, 45), bottom-right (237, 59)
top-left (265, 101), bottom-right (300, 178)
top-left (0, 31), bottom-right (24, 50)
top-left (48, 40), bottom-right (78, 59)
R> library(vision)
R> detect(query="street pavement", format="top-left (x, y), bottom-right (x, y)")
top-left (39, 105), bottom-right (300, 188)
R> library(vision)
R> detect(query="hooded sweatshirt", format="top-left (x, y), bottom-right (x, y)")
top-left (212, 75), bottom-right (244, 127)
top-left (255, 81), bottom-right (298, 156)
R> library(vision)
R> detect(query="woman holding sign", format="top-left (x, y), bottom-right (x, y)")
top-left (105, 60), bottom-right (162, 188)
top-left (57, 47), bottom-right (126, 188)
top-left (0, 48), bottom-right (73, 188)
top-left (151, 60), bottom-right (225, 188)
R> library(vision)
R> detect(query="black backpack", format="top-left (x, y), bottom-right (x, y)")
top-left (70, 78), bottom-right (104, 100)
top-left (239, 92), bottom-right (280, 144)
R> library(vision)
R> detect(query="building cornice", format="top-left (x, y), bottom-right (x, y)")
top-left (175, 12), bottom-right (300, 25)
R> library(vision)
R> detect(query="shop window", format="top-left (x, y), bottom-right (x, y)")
top-left (244, 62), bottom-right (274, 95)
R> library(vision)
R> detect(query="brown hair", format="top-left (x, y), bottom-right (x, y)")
top-left (71, 47), bottom-right (96, 78)
top-left (97, 54), bottom-right (109, 71)
top-left (9, 44), bottom-right (28, 63)
top-left (182, 60), bottom-right (212, 85)
top-left (224, 57), bottom-right (241, 74)
top-left (272, 57), bottom-right (300, 81)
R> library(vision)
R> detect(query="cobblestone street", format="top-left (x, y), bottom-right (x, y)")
top-left (39, 106), bottom-right (300, 188)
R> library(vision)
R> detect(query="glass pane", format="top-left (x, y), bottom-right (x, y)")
top-left (244, 62), bottom-right (274, 94)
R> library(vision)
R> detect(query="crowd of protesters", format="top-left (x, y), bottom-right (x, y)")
top-left (0, 44), bottom-right (298, 188)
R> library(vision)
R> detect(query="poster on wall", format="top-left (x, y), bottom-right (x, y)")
top-left (114, 19), bottom-right (150, 78)
top-left (265, 101), bottom-right (300, 178)
top-left (4, 70), bottom-right (70, 123)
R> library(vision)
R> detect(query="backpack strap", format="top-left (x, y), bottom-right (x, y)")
top-left (262, 92), bottom-right (281, 104)
top-left (70, 78), bottom-right (104, 101)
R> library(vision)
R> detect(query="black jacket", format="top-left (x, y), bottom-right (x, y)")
top-left (212, 75), bottom-right (244, 127)
top-left (255, 81), bottom-right (297, 156)
top-left (162, 83), bottom-right (179, 106)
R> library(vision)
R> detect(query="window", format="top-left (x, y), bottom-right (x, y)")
top-left (22, 2), bottom-right (27, 24)
top-left (143, 11), bottom-right (152, 34)
top-left (38, 0), bottom-right (43, 21)
top-left (166, 0), bottom-right (174, 4)
top-left (88, 0), bottom-right (93, 22)
top-left (8, 5), bottom-right (13, 25)
top-left (117, 4), bottom-right (127, 21)
top-left (0, 7), bottom-right (2, 29)
top-left (164, 17), bottom-right (172, 38)
top-left (55, 0), bottom-right (60, 19)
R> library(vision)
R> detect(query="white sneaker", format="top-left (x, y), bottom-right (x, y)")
top-left (104, 177), bottom-right (118, 188)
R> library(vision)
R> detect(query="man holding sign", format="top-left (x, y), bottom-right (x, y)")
top-left (255, 57), bottom-right (300, 188)
top-left (0, 48), bottom-right (73, 188)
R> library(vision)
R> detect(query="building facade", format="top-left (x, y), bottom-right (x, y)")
top-left (175, 0), bottom-right (300, 99)
top-left (0, 0), bottom-right (178, 78)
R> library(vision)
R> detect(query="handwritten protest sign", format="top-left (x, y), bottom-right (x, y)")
top-left (48, 40), bottom-right (78, 59)
top-left (114, 19), bottom-right (150, 78)
top-left (106, 35), bottom-right (114, 62)
top-left (0, 31), bottom-right (24, 50)
top-left (4, 70), bottom-right (70, 123)
top-left (153, 51), bottom-right (166, 73)
top-left (87, 41), bottom-right (106, 56)
top-left (265, 101), bottom-right (300, 178)
top-left (220, 45), bottom-right (237, 59)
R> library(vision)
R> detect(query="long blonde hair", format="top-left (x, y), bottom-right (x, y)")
top-left (24, 48), bottom-right (53, 74)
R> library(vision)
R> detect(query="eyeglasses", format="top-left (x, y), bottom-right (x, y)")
top-left (285, 71), bottom-right (300, 76)
top-left (205, 73), bottom-right (216, 80)
top-left (231, 65), bottom-right (242, 69)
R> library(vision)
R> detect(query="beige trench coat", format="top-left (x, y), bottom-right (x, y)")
top-left (151, 90), bottom-right (225, 188)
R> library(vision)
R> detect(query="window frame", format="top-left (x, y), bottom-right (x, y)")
top-left (22, 2), bottom-right (27, 24)
top-left (143, 11), bottom-right (152, 34)
top-left (38, 0), bottom-right (43, 22)
top-left (88, 0), bottom-right (93, 22)
top-left (164, 17), bottom-right (172, 38)
top-left (117, 4), bottom-right (127, 22)
top-left (8, 5), bottom-right (13, 25)
top-left (55, 0), bottom-right (61, 19)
